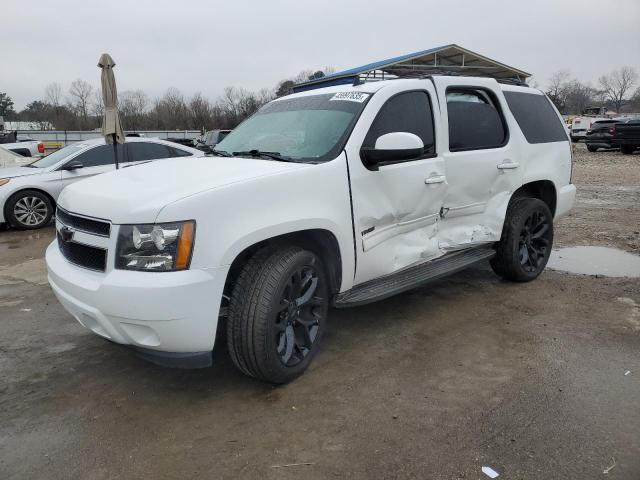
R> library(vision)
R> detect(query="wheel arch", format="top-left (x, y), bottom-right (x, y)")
top-left (223, 228), bottom-right (343, 299)
top-left (512, 180), bottom-right (557, 216)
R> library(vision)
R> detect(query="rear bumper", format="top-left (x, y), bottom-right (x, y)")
top-left (46, 241), bottom-right (228, 362)
top-left (585, 139), bottom-right (614, 148)
top-left (611, 138), bottom-right (639, 146)
top-left (555, 184), bottom-right (576, 220)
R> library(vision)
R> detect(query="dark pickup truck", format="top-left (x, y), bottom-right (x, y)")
top-left (611, 118), bottom-right (640, 154)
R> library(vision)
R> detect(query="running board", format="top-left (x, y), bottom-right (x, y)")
top-left (333, 246), bottom-right (495, 308)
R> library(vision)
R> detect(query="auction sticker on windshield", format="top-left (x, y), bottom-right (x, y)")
top-left (330, 92), bottom-right (370, 103)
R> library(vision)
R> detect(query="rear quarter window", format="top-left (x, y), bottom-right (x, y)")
top-left (504, 91), bottom-right (568, 144)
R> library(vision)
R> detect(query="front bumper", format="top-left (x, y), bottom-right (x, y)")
top-left (0, 189), bottom-right (9, 224)
top-left (46, 241), bottom-right (228, 365)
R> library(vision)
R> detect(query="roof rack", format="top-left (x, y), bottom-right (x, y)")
top-left (294, 44), bottom-right (531, 93)
top-left (350, 72), bottom-right (529, 89)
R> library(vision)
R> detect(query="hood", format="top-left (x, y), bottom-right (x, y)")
top-left (0, 166), bottom-right (43, 179)
top-left (57, 156), bottom-right (311, 224)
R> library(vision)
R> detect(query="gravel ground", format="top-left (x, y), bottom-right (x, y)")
top-left (555, 143), bottom-right (640, 252)
top-left (0, 144), bottom-right (639, 480)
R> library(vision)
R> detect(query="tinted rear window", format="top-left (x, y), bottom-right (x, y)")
top-left (504, 91), bottom-right (568, 144)
top-left (447, 88), bottom-right (507, 151)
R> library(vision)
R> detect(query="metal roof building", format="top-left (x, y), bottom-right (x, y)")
top-left (293, 44), bottom-right (531, 92)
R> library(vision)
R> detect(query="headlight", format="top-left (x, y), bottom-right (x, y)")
top-left (116, 221), bottom-right (195, 271)
top-left (0, 178), bottom-right (10, 187)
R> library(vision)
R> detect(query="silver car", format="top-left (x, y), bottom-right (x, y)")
top-left (0, 137), bottom-right (203, 229)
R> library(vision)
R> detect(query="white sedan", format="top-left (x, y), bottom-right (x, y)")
top-left (0, 137), bottom-right (204, 229)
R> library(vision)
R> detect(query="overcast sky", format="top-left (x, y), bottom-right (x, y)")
top-left (2, 0), bottom-right (639, 110)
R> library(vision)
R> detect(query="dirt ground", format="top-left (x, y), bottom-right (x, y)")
top-left (1, 144), bottom-right (639, 480)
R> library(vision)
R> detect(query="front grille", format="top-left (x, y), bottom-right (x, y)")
top-left (56, 208), bottom-right (111, 237)
top-left (57, 232), bottom-right (107, 272)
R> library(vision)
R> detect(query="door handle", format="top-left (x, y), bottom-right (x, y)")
top-left (497, 161), bottom-right (520, 170)
top-left (425, 175), bottom-right (446, 184)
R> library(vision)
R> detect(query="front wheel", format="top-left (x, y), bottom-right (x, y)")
top-left (6, 190), bottom-right (53, 230)
top-left (491, 198), bottom-right (554, 282)
top-left (227, 247), bottom-right (329, 384)
top-left (586, 144), bottom-right (598, 152)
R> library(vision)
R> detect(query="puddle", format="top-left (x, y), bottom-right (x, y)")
top-left (547, 246), bottom-right (640, 278)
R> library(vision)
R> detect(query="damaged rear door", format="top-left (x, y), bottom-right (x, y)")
top-left (346, 83), bottom-right (447, 285)
top-left (433, 77), bottom-right (523, 250)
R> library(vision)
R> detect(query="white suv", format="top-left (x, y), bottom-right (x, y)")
top-left (46, 76), bottom-right (576, 383)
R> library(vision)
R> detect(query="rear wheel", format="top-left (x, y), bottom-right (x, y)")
top-left (227, 246), bottom-right (329, 384)
top-left (621, 145), bottom-right (635, 155)
top-left (491, 198), bottom-right (553, 282)
top-left (586, 144), bottom-right (598, 152)
top-left (6, 190), bottom-right (53, 230)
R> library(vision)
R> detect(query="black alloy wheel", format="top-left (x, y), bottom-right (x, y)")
top-left (274, 265), bottom-right (323, 366)
top-left (517, 208), bottom-right (552, 274)
top-left (491, 197), bottom-right (554, 282)
top-left (227, 247), bottom-right (329, 384)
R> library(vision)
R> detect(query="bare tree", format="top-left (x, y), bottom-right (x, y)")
top-left (44, 82), bottom-right (63, 108)
top-left (217, 86), bottom-right (272, 127)
top-left (149, 88), bottom-right (189, 129)
top-left (598, 66), bottom-right (638, 113)
top-left (119, 90), bottom-right (149, 131)
top-left (68, 79), bottom-right (94, 127)
top-left (188, 92), bottom-right (213, 130)
top-left (91, 90), bottom-right (104, 119)
top-left (545, 70), bottom-right (570, 111)
top-left (564, 80), bottom-right (596, 115)
top-left (630, 86), bottom-right (640, 113)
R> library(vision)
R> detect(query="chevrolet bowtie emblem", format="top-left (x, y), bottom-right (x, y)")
top-left (60, 226), bottom-right (74, 242)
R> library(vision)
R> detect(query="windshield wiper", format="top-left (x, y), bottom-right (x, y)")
top-left (209, 149), bottom-right (232, 157)
top-left (232, 150), bottom-right (293, 162)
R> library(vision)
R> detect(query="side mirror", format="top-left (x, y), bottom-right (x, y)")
top-left (61, 160), bottom-right (84, 171)
top-left (360, 132), bottom-right (424, 169)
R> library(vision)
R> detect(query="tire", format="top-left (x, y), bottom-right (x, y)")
top-left (6, 190), bottom-right (54, 230)
top-left (490, 198), bottom-right (554, 282)
top-left (621, 145), bottom-right (635, 155)
top-left (227, 246), bottom-right (329, 384)
top-left (571, 136), bottom-right (580, 143)
top-left (586, 144), bottom-right (598, 152)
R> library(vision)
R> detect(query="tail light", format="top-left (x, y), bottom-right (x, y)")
top-left (610, 126), bottom-right (616, 136)
top-left (37, 143), bottom-right (45, 154)
top-left (569, 143), bottom-right (574, 183)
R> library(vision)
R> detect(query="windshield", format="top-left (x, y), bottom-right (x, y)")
top-left (28, 144), bottom-right (86, 168)
top-left (215, 93), bottom-right (370, 162)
